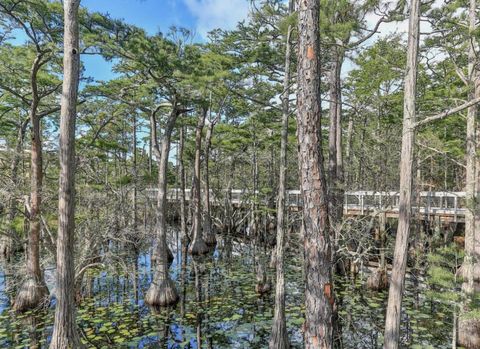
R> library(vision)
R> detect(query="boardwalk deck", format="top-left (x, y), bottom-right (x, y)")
top-left (146, 188), bottom-right (467, 223)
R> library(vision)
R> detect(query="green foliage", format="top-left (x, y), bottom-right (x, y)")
top-left (0, 2), bottom-right (479, 348)
top-left (426, 244), bottom-right (463, 304)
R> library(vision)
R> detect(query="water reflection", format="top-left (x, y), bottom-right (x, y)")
top-left (0, 229), bottom-right (458, 348)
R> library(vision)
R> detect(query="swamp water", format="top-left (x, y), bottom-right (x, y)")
top-left (0, 232), bottom-right (457, 348)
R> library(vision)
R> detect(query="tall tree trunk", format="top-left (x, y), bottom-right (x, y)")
top-left (269, 1), bottom-right (293, 347)
top-left (330, 47), bottom-right (346, 348)
top-left (145, 104), bottom-right (180, 307)
top-left (458, 0), bottom-right (480, 347)
top-left (14, 53), bottom-right (49, 313)
top-left (335, 50), bottom-right (345, 218)
top-left (131, 112), bottom-right (140, 305)
top-left (179, 126), bottom-right (188, 245)
top-left (50, 1), bottom-right (82, 347)
top-left (297, 0), bottom-right (333, 347)
top-left (328, 54), bottom-right (338, 218)
top-left (132, 112), bottom-right (138, 233)
top-left (328, 46), bottom-right (345, 268)
top-left (189, 107), bottom-right (209, 255)
top-left (148, 130), bottom-right (153, 177)
top-left (253, 134), bottom-right (258, 235)
top-left (345, 114), bottom-right (354, 186)
top-left (224, 162), bottom-right (234, 234)
top-left (384, 0), bottom-right (420, 347)
top-left (335, 61), bottom-right (343, 186)
top-left (328, 45), bottom-right (346, 230)
top-left (203, 114), bottom-right (217, 246)
top-left (2, 119), bottom-right (29, 259)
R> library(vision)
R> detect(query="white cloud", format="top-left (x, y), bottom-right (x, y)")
top-left (183, 0), bottom-right (250, 38)
top-left (362, 0), bottom-right (444, 45)
top-left (378, 6), bottom-right (448, 46)
top-left (364, 12), bottom-right (408, 42)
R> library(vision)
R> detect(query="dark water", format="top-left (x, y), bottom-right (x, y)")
top-left (0, 232), bottom-right (455, 348)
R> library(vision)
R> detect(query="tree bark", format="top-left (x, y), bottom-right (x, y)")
top-left (459, 0), bottom-right (480, 347)
top-left (345, 114), bottom-right (354, 185)
top-left (179, 126), bottom-right (188, 245)
top-left (297, 0), bottom-right (333, 347)
top-left (145, 104), bottom-right (180, 307)
top-left (328, 43), bottom-right (346, 226)
top-left (50, 1), bottom-right (82, 347)
top-left (462, 0), bottom-right (480, 296)
top-left (2, 119), bottom-right (29, 259)
top-left (131, 111), bottom-right (140, 305)
top-left (13, 52), bottom-right (49, 313)
top-left (203, 113), bottom-right (217, 246)
top-left (335, 69), bottom-right (343, 186)
top-left (384, 0), bottom-right (420, 347)
top-left (328, 54), bottom-right (339, 217)
top-left (189, 107), bottom-right (209, 255)
top-left (132, 112), bottom-right (138, 233)
top-left (269, 1), bottom-right (293, 347)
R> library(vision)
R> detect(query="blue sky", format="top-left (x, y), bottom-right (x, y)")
top-left (82, 0), bottom-right (197, 36)
top-left (81, 0), bottom-right (251, 81)
top-left (77, 0), bottom-right (252, 156)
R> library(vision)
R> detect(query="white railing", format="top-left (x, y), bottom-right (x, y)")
top-left (344, 191), bottom-right (466, 221)
top-left (145, 188), bottom-right (467, 220)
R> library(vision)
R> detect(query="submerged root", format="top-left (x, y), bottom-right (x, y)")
top-left (145, 278), bottom-right (179, 307)
top-left (366, 268), bottom-right (388, 291)
top-left (189, 239), bottom-right (209, 255)
top-left (13, 277), bottom-right (49, 312)
top-left (458, 317), bottom-right (480, 349)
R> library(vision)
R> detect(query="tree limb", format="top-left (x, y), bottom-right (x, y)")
top-left (414, 97), bottom-right (480, 128)
top-left (416, 141), bottom-right (465, 168)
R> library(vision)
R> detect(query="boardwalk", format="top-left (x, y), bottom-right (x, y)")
top-left (146, 188), bottom-right (467, 223)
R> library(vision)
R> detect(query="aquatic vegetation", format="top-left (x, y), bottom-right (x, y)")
top-left (0, 241), bottom-right (459, 348)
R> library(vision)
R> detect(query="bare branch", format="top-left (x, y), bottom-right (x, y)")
top-left (415, 97), bottom-right (480, 128)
